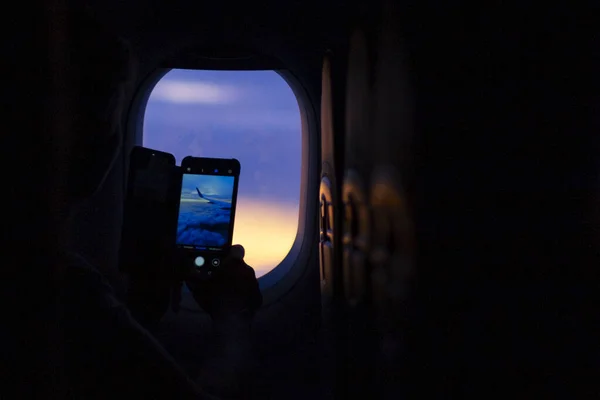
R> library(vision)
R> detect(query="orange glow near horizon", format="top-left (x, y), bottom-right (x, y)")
top-left (232, 197), bottom-right (299, 277)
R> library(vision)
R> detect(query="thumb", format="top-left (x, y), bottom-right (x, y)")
top-left (229, 244), bottom-right (245, 260)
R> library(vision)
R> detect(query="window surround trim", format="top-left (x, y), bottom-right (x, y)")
top-left (125, 66), bottom-right (319, 307)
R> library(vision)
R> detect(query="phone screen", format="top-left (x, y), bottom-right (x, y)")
top-left (176, 173), bottom-right (236, 252)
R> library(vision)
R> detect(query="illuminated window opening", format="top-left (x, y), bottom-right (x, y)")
top-left (143, 69), bottom-right (301, 277)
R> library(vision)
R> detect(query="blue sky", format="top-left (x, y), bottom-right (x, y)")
top-left (180, 174), bottom-right (234, 200)
top-left (144, 69), bottom-right (301, 205)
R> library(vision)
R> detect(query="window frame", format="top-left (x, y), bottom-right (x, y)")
top-left (126, 67), bottom-right (319, 306)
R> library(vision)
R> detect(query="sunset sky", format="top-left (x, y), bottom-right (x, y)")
top-left (144, 69), bottom-right (301, 277)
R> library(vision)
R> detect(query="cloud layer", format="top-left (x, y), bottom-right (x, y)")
top-left (151, 80), bottom-right (239, 104)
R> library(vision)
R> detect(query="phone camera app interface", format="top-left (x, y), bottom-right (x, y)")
top-left (176, 173), bottom-right (234, 251)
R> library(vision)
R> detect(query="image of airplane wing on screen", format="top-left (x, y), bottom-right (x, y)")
top-left (196, 187), bottom-right (232, 210)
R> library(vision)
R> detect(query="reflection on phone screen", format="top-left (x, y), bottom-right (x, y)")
top-left (176, 173), bottom-right (234, 251)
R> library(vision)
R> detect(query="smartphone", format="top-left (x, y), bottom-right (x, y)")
top-left (175, 156), bottom-right (241, 271)
top-left (119, 146), bottom-right (179, 277)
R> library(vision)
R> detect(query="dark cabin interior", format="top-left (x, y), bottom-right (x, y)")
top-left (4, 0), bottom-right (599, 398)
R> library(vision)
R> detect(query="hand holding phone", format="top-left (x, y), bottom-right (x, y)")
top-left (185, 244), bottom-right (262, 321)
top-left (119, 149), bottom-right (244, 320)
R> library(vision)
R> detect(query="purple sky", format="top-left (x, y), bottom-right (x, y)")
top-left (143, 69), bottom-right (301, 205)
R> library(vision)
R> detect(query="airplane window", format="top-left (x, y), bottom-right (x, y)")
top-left (144, 69), bottom-right (301, 278)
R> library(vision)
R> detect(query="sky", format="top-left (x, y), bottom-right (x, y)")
top-left (180, 174), bottom-right (234, 200)
top-left (144, 69), bottom-right (301, 277)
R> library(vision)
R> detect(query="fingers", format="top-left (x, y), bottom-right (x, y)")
top-left (229, 244), bottom-right (245, 260)
top-left (186, 245), bottom-right (252, 283)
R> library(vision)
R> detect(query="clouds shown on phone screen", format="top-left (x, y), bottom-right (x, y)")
top-left (176, 174), bottom-right (234, 247)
